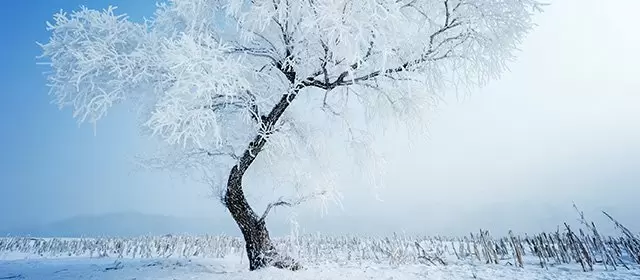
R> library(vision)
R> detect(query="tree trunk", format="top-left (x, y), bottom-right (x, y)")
top-left (222, 82), bottom-right (302, 270)
top-left (225, 165), bottom-right (301, 271)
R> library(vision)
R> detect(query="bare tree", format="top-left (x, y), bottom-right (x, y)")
top-left (38, 0), bottom-right (542, 270)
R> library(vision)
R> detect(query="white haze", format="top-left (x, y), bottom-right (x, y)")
top-left (7, 0), bottom-right (638, 238)
top-left (259, 0), bottom-right (640, 237)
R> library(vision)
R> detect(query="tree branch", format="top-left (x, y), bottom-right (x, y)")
top-left (230, 82), bottom-right (305, 179)
top-left (197, 148), bottom-right (239, 161)
top-left (259, 190), bottom-right (328, 222)
top-left (260, 198), bottom-right (293, 222)
top-left (328, 0), bottom-right (467, 89)
top-left (229, 46), bottom-right (279, 65)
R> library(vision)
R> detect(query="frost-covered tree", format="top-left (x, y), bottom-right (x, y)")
top-left (39, 0), bottom-right (542, 270)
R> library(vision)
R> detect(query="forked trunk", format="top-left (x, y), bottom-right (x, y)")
top-left (225, 166), bottom-right (301, 271)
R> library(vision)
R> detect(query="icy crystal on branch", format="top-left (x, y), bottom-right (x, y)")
top-left (40, 0), bottom-right (541, 205)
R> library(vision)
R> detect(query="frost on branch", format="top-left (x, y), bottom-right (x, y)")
top-left (40, 0), bottom-right (541, 203)
top-left (39, 6), bottom-right (149, 124)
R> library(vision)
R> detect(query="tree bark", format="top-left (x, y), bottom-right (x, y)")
top-left (225, 165), bottom-right (301, 271)
top-left (222, 78), bottom-right (303, 270)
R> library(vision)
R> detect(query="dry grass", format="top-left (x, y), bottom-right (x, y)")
top-left (1, 210), bottom-right (638, 272)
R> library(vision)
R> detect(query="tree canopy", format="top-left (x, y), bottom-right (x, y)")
top-left (40, 0), bottom-right (541, 206)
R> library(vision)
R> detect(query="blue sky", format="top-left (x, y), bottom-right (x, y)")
top-left (0, 0), bottom-right (639, 236)
top-left (0, 1), bottom-right (196, 229)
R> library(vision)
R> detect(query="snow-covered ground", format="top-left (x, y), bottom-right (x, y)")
top-left (1, 256), bottom-right (639, 280)
top-left (2, 233), bottom-right (639, 280)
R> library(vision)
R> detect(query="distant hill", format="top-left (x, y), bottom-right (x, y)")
top-left (0, 212), bottom-right (237, 238)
